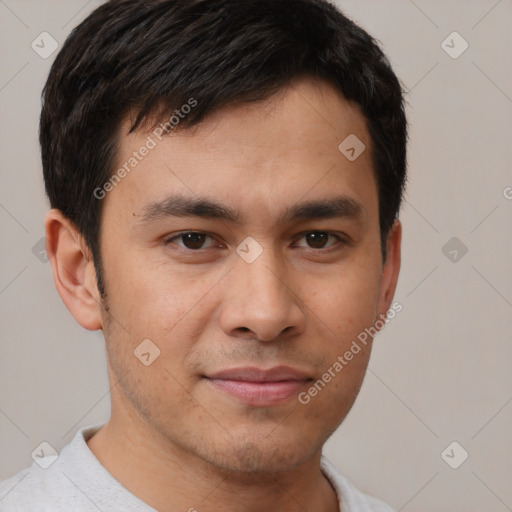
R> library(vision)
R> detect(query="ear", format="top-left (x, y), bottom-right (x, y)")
top-left (376, 219), bottom-right (402, 322)
top-left (44, 209), bottom-right (103, 330)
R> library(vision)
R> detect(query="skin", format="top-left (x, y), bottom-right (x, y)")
top-left (45, 77), bottom-right (401, 512)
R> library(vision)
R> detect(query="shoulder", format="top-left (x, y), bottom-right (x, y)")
top-left (320, 455), bottom-right (396, 512)
top-left (0, 461), bottom-right (71, 511)
top-left (0, 423), bottom-right (105, 512)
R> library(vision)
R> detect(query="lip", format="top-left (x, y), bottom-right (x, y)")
top-left (204, 366), bottom-right (312, 406)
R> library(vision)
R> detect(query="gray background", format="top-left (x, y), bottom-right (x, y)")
top-left (1, 0), bottom-right (511, 510)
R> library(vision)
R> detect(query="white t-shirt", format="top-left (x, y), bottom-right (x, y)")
top-left (0, 423), bottom-right (395, 511)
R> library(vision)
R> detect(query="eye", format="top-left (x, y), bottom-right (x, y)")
top-left (294, 231), bottom-right (344, 250)
top-left (164, 231), bottom-right (218, 250)
top-left (164, 230), bottom-right (347, 253)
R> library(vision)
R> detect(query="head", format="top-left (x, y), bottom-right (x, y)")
top-left (43, 0), bottom-right (407, 474)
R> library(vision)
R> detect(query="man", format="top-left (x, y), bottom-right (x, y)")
top-left (0, 0), bottom-right (406, 510)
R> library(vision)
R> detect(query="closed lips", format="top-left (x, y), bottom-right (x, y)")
top-left (204, 366), bottom-right (312, 382)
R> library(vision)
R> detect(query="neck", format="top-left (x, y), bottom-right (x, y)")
top-left (86, 413), bottom-right (339, 512)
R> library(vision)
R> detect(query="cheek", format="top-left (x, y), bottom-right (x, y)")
top-left (102, 244), bottom-right (215, 334)
top-left (304, 261), bottom-right (381, 340)
top-left (297, 343), bottom-right (371, 439)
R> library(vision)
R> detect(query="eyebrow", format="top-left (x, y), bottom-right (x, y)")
top-left (137, 194), bottom-right (365, 225)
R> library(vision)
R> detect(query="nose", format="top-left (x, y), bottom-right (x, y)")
top-left (219, 246), bottom-right (306, 342)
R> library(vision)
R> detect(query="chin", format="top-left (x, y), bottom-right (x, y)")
top-left (201, 434), bottom-right (319, 475)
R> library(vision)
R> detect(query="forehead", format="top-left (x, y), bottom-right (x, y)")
top-left (103, 77), bottom-right (376, 225)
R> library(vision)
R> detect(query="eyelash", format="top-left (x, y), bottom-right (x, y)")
top-left (163, 231), bottom-right (348, 252)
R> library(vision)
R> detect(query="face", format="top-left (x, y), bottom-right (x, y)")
top-left (96, 77), bottom-right (399, 474)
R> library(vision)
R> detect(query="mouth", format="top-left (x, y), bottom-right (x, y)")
top-left (203, 366), bottom-right (313, 406)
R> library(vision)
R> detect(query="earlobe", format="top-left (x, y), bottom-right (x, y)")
top-left (44, 209), bottom-right (103, 331)
top-left (376, 219), bottom-right (402, 322)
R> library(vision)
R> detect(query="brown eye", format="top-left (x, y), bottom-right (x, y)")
top-left (295, 231), bottom-right (342, 249)
top-left (181, 232), bottom-right (207, 249)
top-left (165, 232), bottom-right (217, 250)
top-left (305, 232), bottom-right (329, 248)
